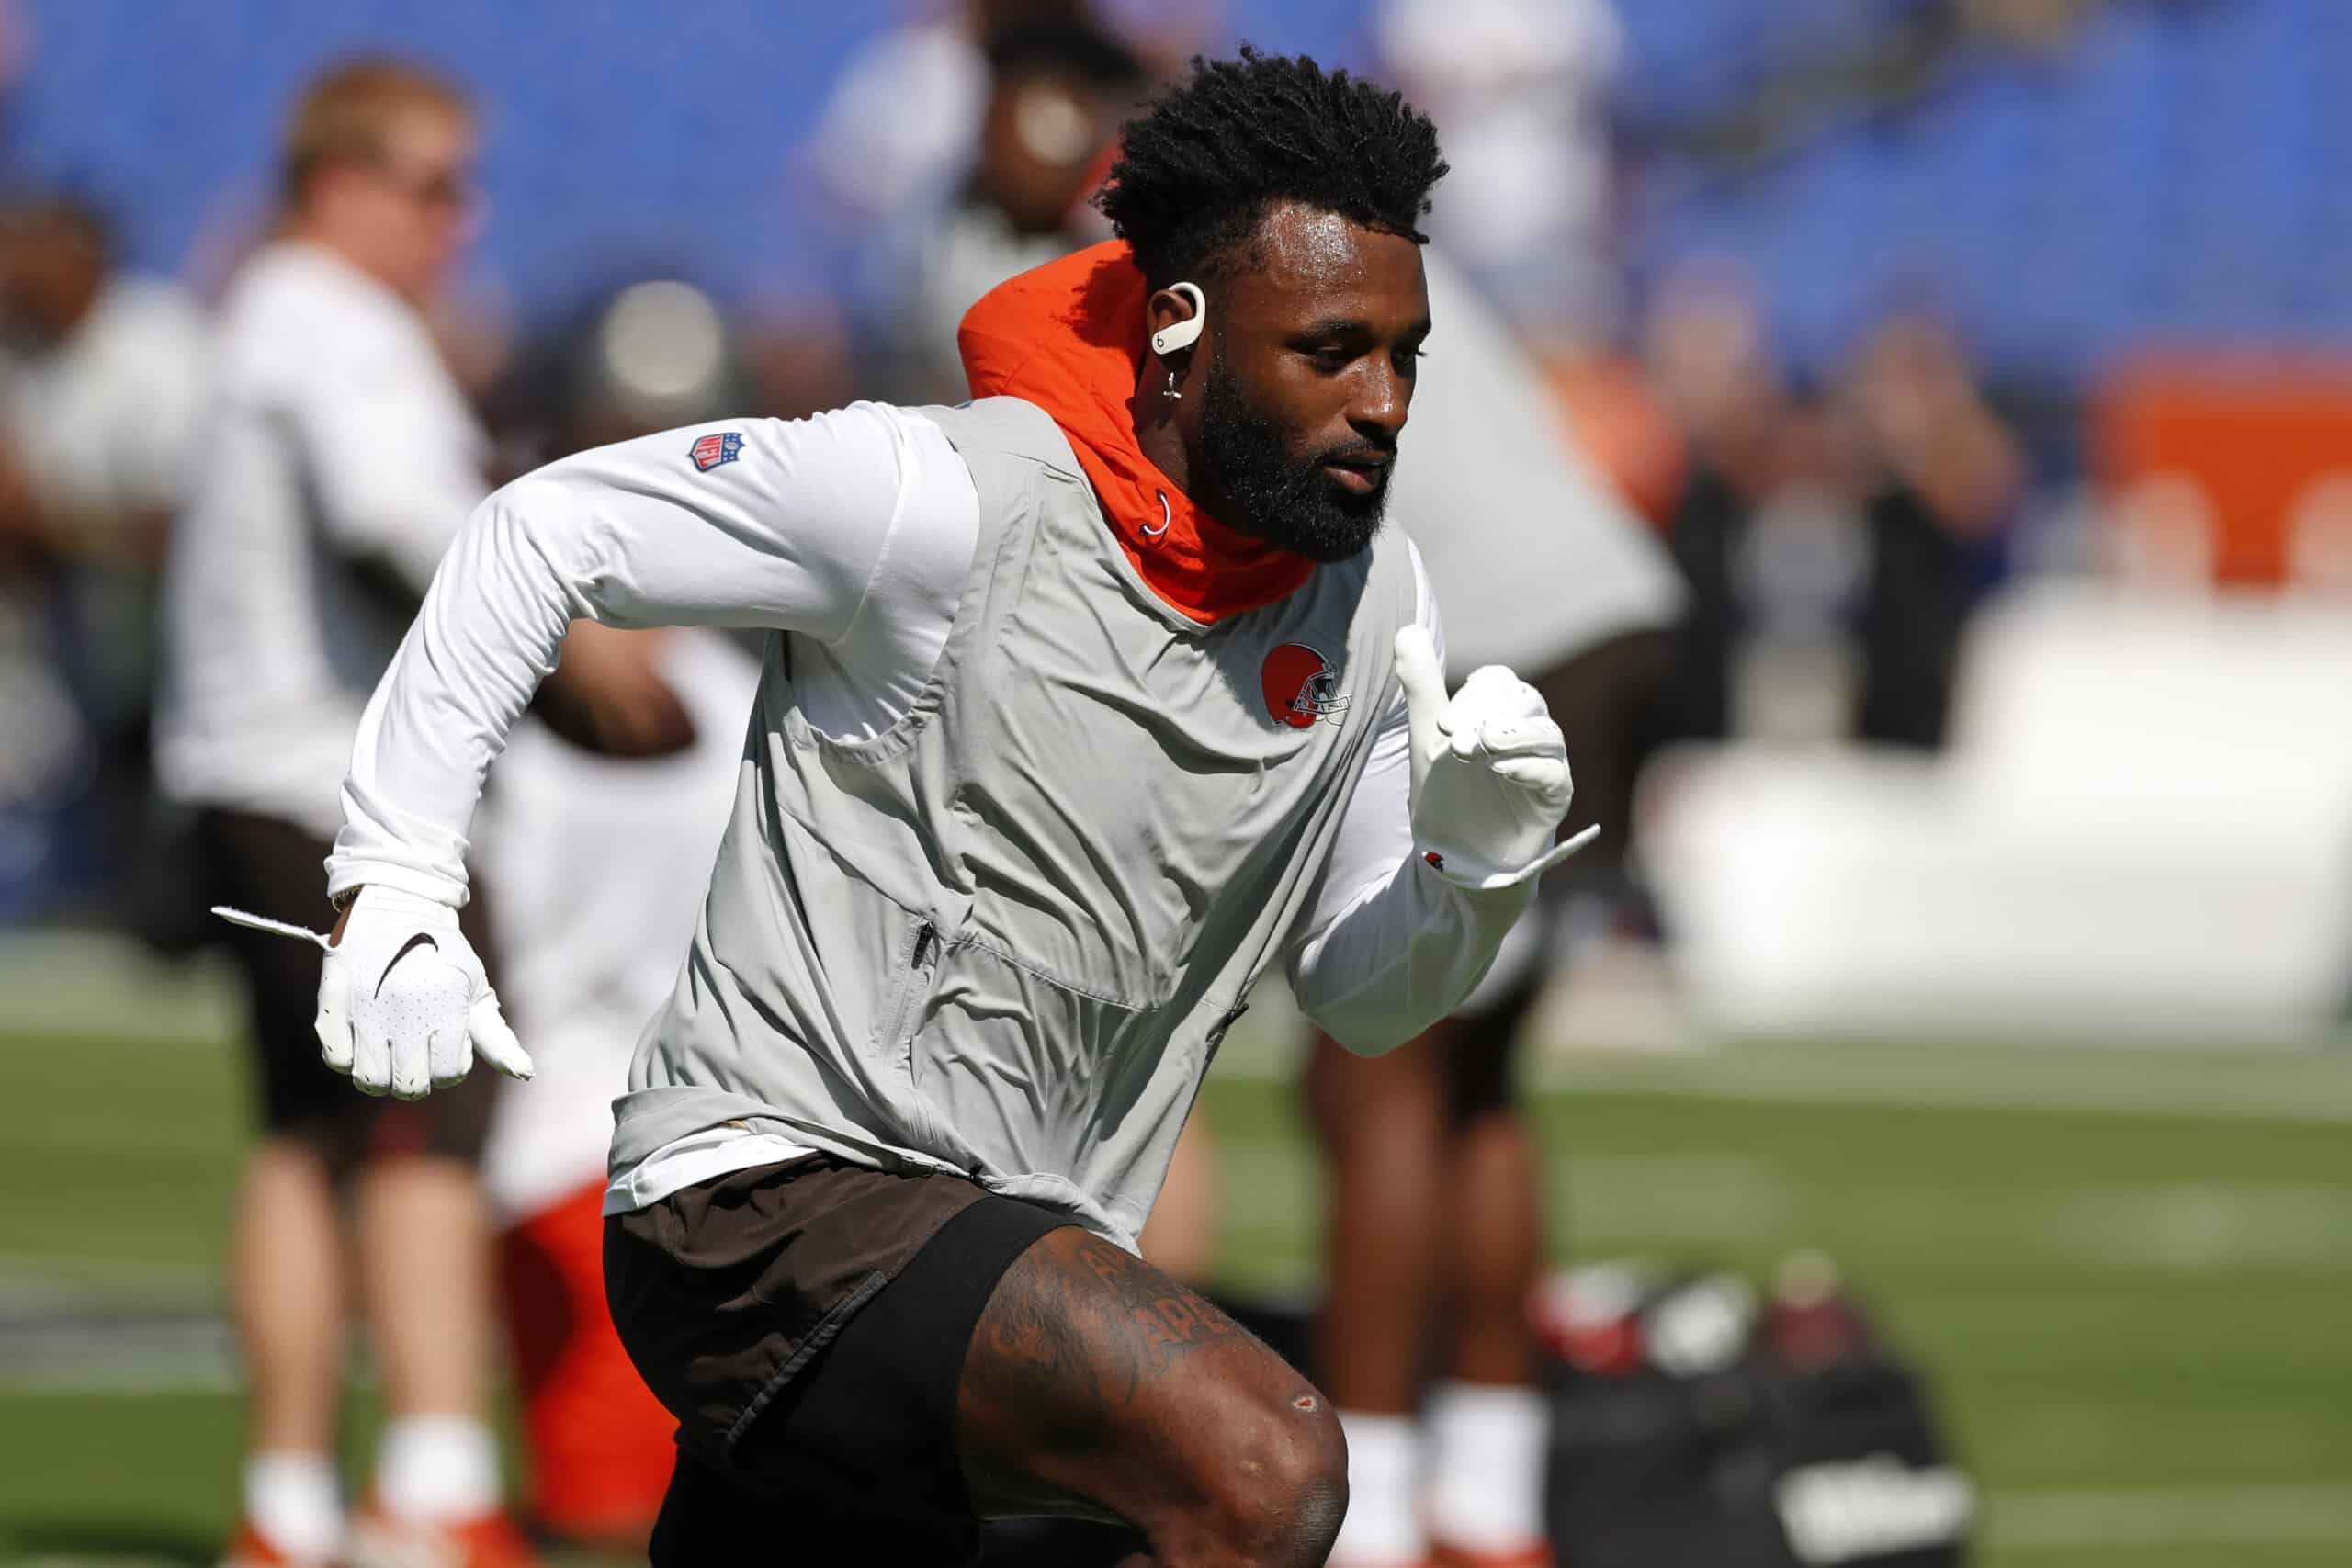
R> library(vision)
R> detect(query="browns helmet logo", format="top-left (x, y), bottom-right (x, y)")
top-left (1261, 643), bottom-right (1350, 729)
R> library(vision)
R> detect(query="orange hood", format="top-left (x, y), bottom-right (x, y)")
top-left (957, 241), bottom-right (1314, 623)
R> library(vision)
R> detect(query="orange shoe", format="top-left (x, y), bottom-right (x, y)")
top-left (346, 1500), bottom-right (542, 1568)
top-left (219, 1517), bottom-right (335, 1568)
top-left (1430, 1543), bottom-right (1555, 1568)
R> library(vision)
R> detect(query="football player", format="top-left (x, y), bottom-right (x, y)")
top-left (300, 52), bottom-right (1584, 1561)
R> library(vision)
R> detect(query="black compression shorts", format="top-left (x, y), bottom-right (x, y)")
top-left (605, 1156), bottom-right (1076, 1564)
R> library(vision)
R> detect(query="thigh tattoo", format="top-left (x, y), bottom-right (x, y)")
top-left (976, 1229), bottom-right (1256, 1412)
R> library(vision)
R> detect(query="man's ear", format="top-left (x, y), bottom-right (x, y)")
top-left (1148, 281), bottom-right (1206, 356)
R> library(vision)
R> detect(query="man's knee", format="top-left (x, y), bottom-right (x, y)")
top-left (1195, 1391), bottom-right (1348, 1565)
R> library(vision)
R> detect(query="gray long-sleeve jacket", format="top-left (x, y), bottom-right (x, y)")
top-left (330, 394), bottom-right (1537, 1246)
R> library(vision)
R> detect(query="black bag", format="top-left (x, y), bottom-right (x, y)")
top-left (1546, 1271), bottom-right (1976, 1568)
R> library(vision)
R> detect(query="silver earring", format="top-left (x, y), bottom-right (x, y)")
top-left (1166, 367), bottom-right (1182, 401)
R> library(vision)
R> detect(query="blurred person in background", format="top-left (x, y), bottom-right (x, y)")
top-left (1372, 0), bottom-right (1626, 356)
top-left (805, 0), bottom-right (1205, 339)
top-left (889, 13), bottom-right (1147, 401)
top-left (1839, 310), bottom-right (2023, 748)
top-left (156, 60), bottom-right (520, 1568)
top-left (1313, 248), bottom-right (1685, 1568)
top-left (804, 0), bottom-right (1049, 242)
top-left (805, 0), bottom-right (1093, 336)
top-left (0, 192), bottom-right (205, 604)
top-left (1639, 261), bottom-right (1788, 744)
top-left (1643, 266), bottom-right (2020, 750)
top-left (154, 59), bottom-right (682, 1568)
top-left (0, 193), bottom-right (208, 921)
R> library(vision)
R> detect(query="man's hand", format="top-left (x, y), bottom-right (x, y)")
top-left (1393, 626), bottom-right (1596, 891)
top-left (315, 886), bottom-right (531, 1098)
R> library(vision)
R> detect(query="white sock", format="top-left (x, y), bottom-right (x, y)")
top-left (1329, 1410), bottom-right (1426, 1567)
top-left (244, 1450), bottom-right (344, 1561)
top-left (1425, 1380), bottom-right (1549, 1551)
top-left (374, 1414), bottom-right (500, 1523)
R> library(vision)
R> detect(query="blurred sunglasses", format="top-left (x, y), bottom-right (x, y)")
top-left (371, 159), bottom-right (480, 212)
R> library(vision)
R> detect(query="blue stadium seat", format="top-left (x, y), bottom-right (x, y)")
top-left (1632, 0), bottom-right (2352, 385)
top-left (15, 0), bottom-right (2351, 388)
top-left (7, 0), bottom-right (882, 319)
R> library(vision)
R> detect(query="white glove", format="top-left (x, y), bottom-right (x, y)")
top-left (1393, 625), bottom-right (1597, 891)
top-left (215, 886), bottom-right (532, 1099)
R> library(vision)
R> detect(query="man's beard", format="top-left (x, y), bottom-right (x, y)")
top-left (1197, 350), bottom-right (1392, 563)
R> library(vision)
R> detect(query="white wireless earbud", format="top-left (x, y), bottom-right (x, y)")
top-left (1150, 282), bottom-right (1206, 355)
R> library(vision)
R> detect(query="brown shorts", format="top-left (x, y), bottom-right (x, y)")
top-left (605, 1155), bottom-right (1074, 1556)
top-left (198, 808), bottom-right (497, 1167)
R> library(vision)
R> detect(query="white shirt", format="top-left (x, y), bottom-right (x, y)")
top-left (155, 240), bottom-right (488, 840)
top-left (804, 19), bottom-right (988, 231)
top-left (0, 273), bottom-right (210, 743)
top-left (1, 275), bottom-right (210, 551)
top-left (325, 400), bottom-right (1488, 1213)
top-left (476, 629), bottom-right (763, 1224)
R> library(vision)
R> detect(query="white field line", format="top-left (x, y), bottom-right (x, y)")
top-left (0, 1255), bottom-right (232, 1394)
top-left (1521, 1051), bottom-right (2352, 1125)
top-left (0, 1320), bottom-right (241, 1394)
top-left (1216, 1021), bottom-right (2352, 1123)
top-left (1988, 1483), bottom-right (2352, 1550)
top-left (0, 931), bottom-right (245, 1046)
top-left (1202, 1135), bottom-right (2352, 1279)
top-left (1208, 967), bottom-right (2352, 1124)
top-left (0, 1253), bottom-right (220, 1291)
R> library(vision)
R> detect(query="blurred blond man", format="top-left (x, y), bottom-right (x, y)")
top-left (157, 60), bottom-right (536, 1568)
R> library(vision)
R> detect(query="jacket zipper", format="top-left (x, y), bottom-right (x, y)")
top-left (879, 919), bottom-right (939, 1066)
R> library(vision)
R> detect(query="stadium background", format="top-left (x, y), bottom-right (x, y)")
top-left (1, 1), bottom-right (2347, 1563)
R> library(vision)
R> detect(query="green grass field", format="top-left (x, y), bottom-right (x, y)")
top-left (2, 1020), bottom-right (2346, 1566)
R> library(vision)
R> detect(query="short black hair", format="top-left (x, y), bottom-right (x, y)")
top-left (1096, 48), bottom-right (1447, 292)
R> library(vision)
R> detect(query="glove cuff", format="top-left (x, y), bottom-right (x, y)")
top-left (328, 860), bottom-right (470, 911)
top-left (351, 881), bottom-right (467, 923)
top-left (1416, 823), bottom-right (1600, 893)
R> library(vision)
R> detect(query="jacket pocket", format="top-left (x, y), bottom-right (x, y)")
top-left (879, 914), bottom-right (943, 1084)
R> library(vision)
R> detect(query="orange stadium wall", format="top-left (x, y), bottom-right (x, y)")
top-left (2092, 355), bottom-right (2352, 588)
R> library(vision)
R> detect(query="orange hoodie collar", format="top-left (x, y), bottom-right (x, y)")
top-left (957, 241), bottom-right (1315, 624)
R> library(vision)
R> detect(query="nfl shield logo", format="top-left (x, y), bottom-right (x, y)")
top-left (690, 431), bottom-right (744, 472)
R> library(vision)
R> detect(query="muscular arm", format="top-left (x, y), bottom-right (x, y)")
top-left (1283, 551), bottom-right (1536, 1055)
top-left (328, 401), bottom-right (973, 907)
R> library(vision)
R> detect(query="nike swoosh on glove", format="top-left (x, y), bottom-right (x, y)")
top-left (1394, 625), bottom-right (1598, 892)
top-left (217, 886), bottom-right (532, 1099)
